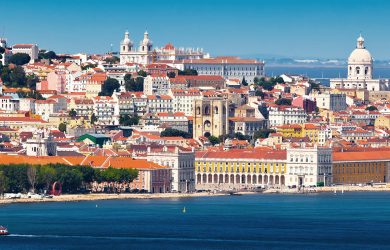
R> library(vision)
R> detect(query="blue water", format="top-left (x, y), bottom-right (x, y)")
top-left (266, 66), bottom-right (390, 86)
top-left (1, 192), bottom-right (390, 249)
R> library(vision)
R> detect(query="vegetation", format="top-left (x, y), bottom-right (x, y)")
top-left (38, 50), bottom-right (57, 60)
top-left (254, 129), bottom-right (276, 140)
top-left (104, 56), bottom-right (120, 64)
top-left (0, 164), bottom-right (138, 195)
top-left (69, 109), bottom-right (77, 118)
top-left (58, 122), bottom-right (67, 133)
top-left (254, 76), bottom-right (284, 91)
top-left (160, 128), bottom-right (192, 139)
top-left (167, 72), bottom-right (176, 78)
top-left (255, 89), bottom-right (265, 98)
top-left (178, 69), bottom-right (198, 76)
top-left (366, 105), bottom-right (378, 111)
top-left (119, 114), bottom-right (139, 126)
top-left (17, 90), bottom-right (45, 100)
top-left (81, 63), bottom-right (97, 71)
top-left (8, 53), bottom-right (31, 65)
top-left (137, 70), bottom-right (148, 77)
top-left (90, 113), bottom-right (98, 124)
top-left (241, 77), bottom-right (248, 86)
top-left (275, 98), bottom-right (292, 106)
top-left (99, 78), bottom-right (120, 96)
top-left (208, 135), bottom-right (220, 146)
top-left (124, 74), bottom-right (144, 92)
top-left (1, 65), bottom-right (38, 89)
top-left (309, 80), bottom-right (320, 90)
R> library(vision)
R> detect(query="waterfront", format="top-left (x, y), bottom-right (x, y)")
top-left (2, 192), bottom-right (390, 249)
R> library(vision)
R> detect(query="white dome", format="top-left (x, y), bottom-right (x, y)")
top-left (122, 31), bottom-right (132, 45)
top-left (348, 48), bottom-right (372, 64)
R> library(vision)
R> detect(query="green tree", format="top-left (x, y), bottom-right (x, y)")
top-left (104, 56), bottom-right (120, 64)
top-left (254, 129), bottom-right (276, 140)
top-left (58, 168), bottom-right (83, 193)
top-left (208, 135), bottom-right (220, 146)
top-left (125, 76), bottom-right (144, 92)
top-left (241, 77), bottom-right (248, 86)
top-left (9, 53), bottom-right (31, 65)
top-left (275, 76), bottom-right (284, 84)
top-left (167, 72), bottom-right (176, 78)
top-left (366, 105), bottom-right (378, 111)
top-left (0, 171), bottom-right (9, 198)
top-left (255, 89), bottom-right (265, 98)
top-left (69, 109), bottom-right (77, 118)
top-left (119, 114), bottom-right (139, 126)
top-left (137, 70), bottom-right (147, 77)
top-left (178, 69), bottom-right (198, 76)
top-left (275, 98), bottom-right (292, 106)
top-left (26, 74), bottom-right (39, 89)
top-left (91, 113), bottom-right (98, 124)
top-left (99, 78), bottom-right (120, 96)
top-left (160, 128), bottom-right (192, 139)
top-left (37, 165), bottom-right (56, 191)
top-left (58, 122), bottom-right (67, 133)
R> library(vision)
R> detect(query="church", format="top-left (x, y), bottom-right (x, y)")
top-left (330, 35), bottom-right (389, 91)
top-left (119, 31), bottom-right (209, 65)
top-left (119, 31), bottom-right (154, 65)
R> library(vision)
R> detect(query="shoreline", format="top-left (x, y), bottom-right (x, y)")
top-left (1, 186), bottom-right (390, 205)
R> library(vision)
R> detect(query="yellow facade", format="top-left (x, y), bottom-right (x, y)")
top-left (333, 161), bottom-right (388, 184)
top-left (195, 160), bottom-right (286, 175)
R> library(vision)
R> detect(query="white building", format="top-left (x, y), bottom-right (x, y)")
top-left (171, 88), bottom-right (202, 116)
top-left (12, 44), bottom-right (39, 63)
top-left (330, 35), bottom-right (389, 91)
top-left (92, 96), bottom-right (119, 125)
top-left (268, 105), bottom-right (307, 127)
top-left (314, 93), bottom-right (347, 111)
top-left (0, 96), bottom-right (19, 112)
top-left (146, 95), bottom-right (173, 114)
top-left (182, 57), bottom-right (265, 83)
top-left (19, 98), bottom-right (36, 113)
top-left (286, 145), bottom-right (332, 188)
top-left (146, 145), bottom-right (195, 193)
top-left (143, 75), bottom-right (170, 95)
top-left (25, 130), bottom-right (57, 156)
top-left (119, 31), bottom-right (153, 65)
top-left (155, 43), bottom-right (209, 61)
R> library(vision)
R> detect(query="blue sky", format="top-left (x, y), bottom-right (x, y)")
top-left (2, 0), bottom-right (390, 59)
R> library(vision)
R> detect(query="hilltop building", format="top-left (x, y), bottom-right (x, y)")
top-left (330, 35), bottom-right (389, 91)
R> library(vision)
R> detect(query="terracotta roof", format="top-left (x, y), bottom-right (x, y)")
top-left (195, 148), bottom-right (286, 160)
top-left (333, 150), bottom-right (390, 162)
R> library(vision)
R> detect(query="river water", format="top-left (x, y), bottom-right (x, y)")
top-left (1, 192), bottom-right (390, 249)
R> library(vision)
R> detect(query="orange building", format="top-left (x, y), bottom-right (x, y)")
top-left (332, 151), bottom-right (390, 184)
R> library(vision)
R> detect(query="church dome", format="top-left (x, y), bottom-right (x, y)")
top-left (348, 35), bottom-right (372, 64)
top-left (122, 31), bottom-right (132, 45)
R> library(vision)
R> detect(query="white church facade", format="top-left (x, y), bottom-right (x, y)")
top-left (119, 31), bottom-right (209, 65)
top-left (330, 35), bottom-right (389, 91)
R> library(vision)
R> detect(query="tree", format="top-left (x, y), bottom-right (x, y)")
top-left (275, 77), bottom-right (284, 84)
top-left (254, 129), bottom-right (276, 140)
top-left (58, 168), bottom-right (83, 193)
top-left (0, 47), bottom-right (5, 54)
top-left (69, 109), bottom-right (77, 118)
top-left (104, 56), bottom-right (120, 64)
top-left (178, 69), bottom-right (198, 76)
top-left (39, 50), bottom-right (57, 60)
top-left (91, 113), bottom-right (98, 124)
top-left (275, 98), bottom-right (292, 106)
top-left (137, 70), bottom-right (147, 77)
top-left (208, 135), bottom-right (220, 146)
top-left (0, 171), bottom-right (9, 199)
top-left (234, 132), bottom-right (250, 141)
top-left (26, 74), bottom-right (39, 89)
top-left (167, 72), bottom-right (176, 78)
top-left (119, 114), bottom-right (139, 126)
top-left (125, 76), bottom-right (144, 92)
top-left (255, 89), bottom-right (265, 98)
top-left (99, 78), bottom-right (120, 96)
top-left (37, 165), bottom-right (56, 191)
top-left (8, 53), bottom-right (31, 65)
top-left (27, 166), bottom-right (37, 193)
top-left (241, 77), bottom-right (248, 86)
top-left (366, 105), bottom-right (378, 111)
top-left (160, 128), bottom-right (192, 139)
top-left (58, 122), bottom-right (67, 133)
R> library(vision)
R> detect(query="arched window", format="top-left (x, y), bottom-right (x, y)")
top-left (204, 105), bottom-right (210, 115)
top-left (214, 106), bottom-right (219, 114)
top-left (204, 120), bottom-right (211, 128)
top-left (356, 67), bottom-right (360, 74)
top-left (365, 67), bottom-right (368, 75)
top-left (122, 46), bottom-right (125, 51)
top-left (196, 106), bottom-right (201, 115)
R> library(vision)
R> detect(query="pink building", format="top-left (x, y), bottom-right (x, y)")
top-left (46, 71), bottom-right (67, 93)
top-left (292, 96), bottom-right (317, 113)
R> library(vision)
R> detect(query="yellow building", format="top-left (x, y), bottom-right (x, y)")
top-left (333, 151), bottom-right (390, 184)
top-left (375, 115), bottom-right (390, 130)
top-left (276, 124), bottom-right (302, 138)
top-left (195, 148), bottom-right (287, 190)
top-left (276, 123), bottom-right (325, 144)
